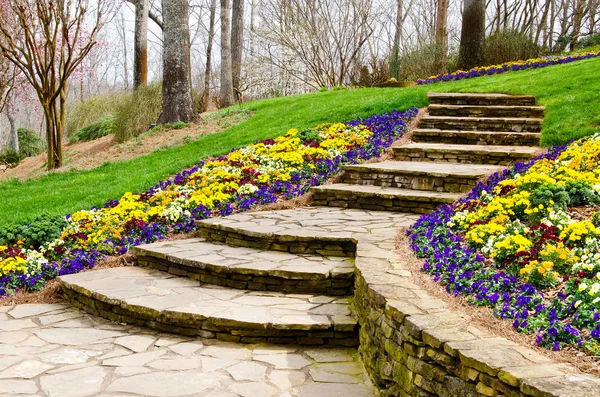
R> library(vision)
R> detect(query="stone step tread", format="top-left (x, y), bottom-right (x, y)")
top-left (421, 115), bottom-right (543, 123)
top-left (413, 128), bottom-right (542, 137)
top-left (342, 160), bottom-right (504, 177)
top-left (199, 207), bottom-right (418, 243)
top-left (133, 238), bottom-right (354, 280)
top-left (59, 267), bottom-right (357, 332)
top-left (311, 184), bottom-right (461, 202)
top-left (394, 143), bottom-right (541, 156)
top-left (427, 92), bottom-right (535, 100)
top-left (428, 104), bottom-right (545, 111)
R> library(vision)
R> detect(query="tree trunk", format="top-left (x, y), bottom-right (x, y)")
top-left (570, 0), bottom-right (588, 51)
top-left (7, 111), bottom-right (17, 154)
top-left (134, 0), bottom-right (149, 89)
top-left (203, 0), bottom-right (217, 109)
top-left (390, 0), bottom-right (403, 80)
top-left (158, 0), bottom-right (194, 124)
top-left (231, 0), bottom-right (244, 97)
top-left (220, 0), bottom-right (235, 108)
top-left (435, 0), bottom-right (449, 74)
top-left (458, 0), bottom-right (486, 70)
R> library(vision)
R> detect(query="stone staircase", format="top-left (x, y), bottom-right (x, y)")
top-left (58, 92), bottom-right (542, 346)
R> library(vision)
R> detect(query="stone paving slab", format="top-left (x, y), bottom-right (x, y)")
top-left (59, 267), bottom-right (358, 344)
top-left (411, 129), bottom-right (541, 146)
top-left (0, 304), bottom-right (376, 396)
top-left (427, 92), bottom-right (536, 106)
top-left (133, 238), bottom-right (354, 280)
top-left (427, 104), bottom-right (545, 118)
top-left (342, 160), bottom-right (504, 178)
top-left (395, 143), bottom-right (541, 156)
top-left (311, 184), bottom-right (461, 202)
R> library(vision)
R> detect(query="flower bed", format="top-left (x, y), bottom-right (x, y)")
top-left (0, 107), bottom-right (418, 297)
top-left (416, 51), bottom-right (600, 85)
top-left (409, 134), bottom-right (600, 356)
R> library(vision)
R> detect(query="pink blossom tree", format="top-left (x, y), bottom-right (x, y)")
top-left (0, 0), bottom-right (113, 170)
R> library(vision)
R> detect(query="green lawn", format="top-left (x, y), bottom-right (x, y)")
top-left (1, 56), bottom-right (599, 229)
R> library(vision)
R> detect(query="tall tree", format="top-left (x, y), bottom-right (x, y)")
top-left (220, 0), bottom-right (235, 107)
top-left (458, 0), bottom-right (486, 70)
top-left (435, 0), bottom-right (449, 74)
top-left (390, 0), bottom-right (403, 80)
top-left (0, 0), bottom-right (110, 170)
top-left (134, 0), bottom-right (149, 88)
top-left (158, 0), bottom-right (194, 123)
top-left (231, 0), bottom-right (244, 97)
top-left (203, 0), bottom-right (218, 109)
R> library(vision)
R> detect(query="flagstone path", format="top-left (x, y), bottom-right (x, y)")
top-left (0, 303), bottom-right (377, 397)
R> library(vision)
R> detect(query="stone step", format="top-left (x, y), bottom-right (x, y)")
top-left (341, 160), bottom-right (503, 193)
top-left (419, 116), bottom-right (543, 133)
top-left (394, 143), bottom-right (540, 165)
top-left (197, 207), bottom-right (418, 257)
top-left (133, 239), bottom-right (354, 295)
top-left (428, 92), bottom-right (536, 106)
top-left (311, 183), bottom-right (461, 213)
top-left (59, 267), bottom-right (358, 345)
top-left (427, 104), bottom-right (545, 118)
top-left (411, 129), bottom-right (541, 146)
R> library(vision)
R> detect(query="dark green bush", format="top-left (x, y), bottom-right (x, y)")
top-left (17, 128), bottom-right (46, 157)
top-left (114, 84), bottom-right (162, 143)
top-left (0, 213), bottom-right (67, 249)
top-left (0, 149), bottom-right (22, 167)
top-left (69, 114), bottom-right (117, 143)
top-left (577, 33), bottom-right (600, 50)
top-left (484, 29), bottom-right (540, 66)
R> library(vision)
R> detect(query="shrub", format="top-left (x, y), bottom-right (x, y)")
top-left (484, 29), bottom-right (540, 66)
top-left (398, 43), bottom-right (456, 81)
top-left (577, 33), bottom-right (600, 50)
top-left (317, 87), bottom-right (329, 92)
top-left (69, 114), bottom-right (117, 143)
top-left (0, 149), bottom-right (22, 167)
top-left (66, 94), bottom-right (126, 137)
top-left (113, 84), bottom-right (162, 143)
top-left (17, 128), bottom-right (45, 157)
top-left (0, 213), bottom-right (67, 249)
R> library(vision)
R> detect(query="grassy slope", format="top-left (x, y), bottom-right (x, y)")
top-left (1, 56), bottom-right (599, 228)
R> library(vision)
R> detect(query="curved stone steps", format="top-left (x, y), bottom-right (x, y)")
top-left (311, 183), bottom-right (461, 213)
top-left (427, 104), bottom-right (545, 118)
top-left (394, 143), bottom-right (540, 165)
top-left (427, 92), bottom-right (536, 106)
top-left (342, 160), bottom-right (504, 193)
top-left (197, 208), bottom-right (417, 257)
top-left (133, 238), bottom-right (354, 295)
top-left (59, 266), bottom-right (358, 345)
top-left (411, 129), bottom-right (541, 146)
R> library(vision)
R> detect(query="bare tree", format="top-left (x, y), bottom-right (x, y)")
top-left (390, 0), bottom-right (403, 79)
top-left (203, 0), bottom-right (218, 109)
top-left (159, 0), bottom-right (194, 123)
top-left (0, 0), bottom-right (111, 170)
top-left (458, 0), bottom-right (485, 70)
top-left (134, 0), bottom-right (149, 88)
top-left (220, 0), bottom-right (235, 107)
top-left (435, 0), bottom-right (449, 74)
top-left (231, 0), bottom-right (245, 97)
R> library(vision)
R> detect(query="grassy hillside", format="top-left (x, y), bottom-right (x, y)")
top-left (1, 56), bottom-right (599, 228)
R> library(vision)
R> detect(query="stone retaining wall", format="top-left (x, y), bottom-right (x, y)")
top-left (352, 240), bottom-right (600, 397)
top-left (137, 255), bottom-right (353, 296)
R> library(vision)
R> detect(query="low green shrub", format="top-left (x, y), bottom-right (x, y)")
top-left (69, 114), bottom-right (117, 143)
top-left (577, 33), bottom-right (600, 50)
top-left (17, 128), bottom-right (45, 157)
top-left (66, 94), bottom-right (126, 137)
top-left (484, 29), bottom-right (540, 66)
top-left (0, 149), bottom-right (22, 167)
top-left (398, 43), bottom-right (458, 80)
top-left (0, 213), bottom-right (67, 249)
top-left (113, 84), bottom-right (162, 143)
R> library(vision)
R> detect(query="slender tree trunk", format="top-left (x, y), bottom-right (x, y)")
top-left (134, 0), bottom-right (149, 89)
top-left (570, 0), bottom-right (588, 50)
top-left (390, 0), bottom-right (403, 80)
top-left (250, 0), bottom-right (256, 56)
top-left (435, 0), bottom-right (449, 74)
top-left (458, 0), bottom-right (486, 70)
top-left (7, 111), bottom-right (17, 154)
top-left (220, 0), bottom-right (235, 108)
top-left (231, 0), bottom-right (244, 97)
top-left (203, 0), bottom-right (217, 109)
top-left (158, 0), bottom-right (194, 123)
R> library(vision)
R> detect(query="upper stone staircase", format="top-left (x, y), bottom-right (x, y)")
top-left (58, 92), bottom-right (543, 347)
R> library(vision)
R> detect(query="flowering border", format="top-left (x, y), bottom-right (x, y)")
top-left (416, 51), bottom-right (600, 85)
top-left (0, 107), bottom-right (418, 297)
